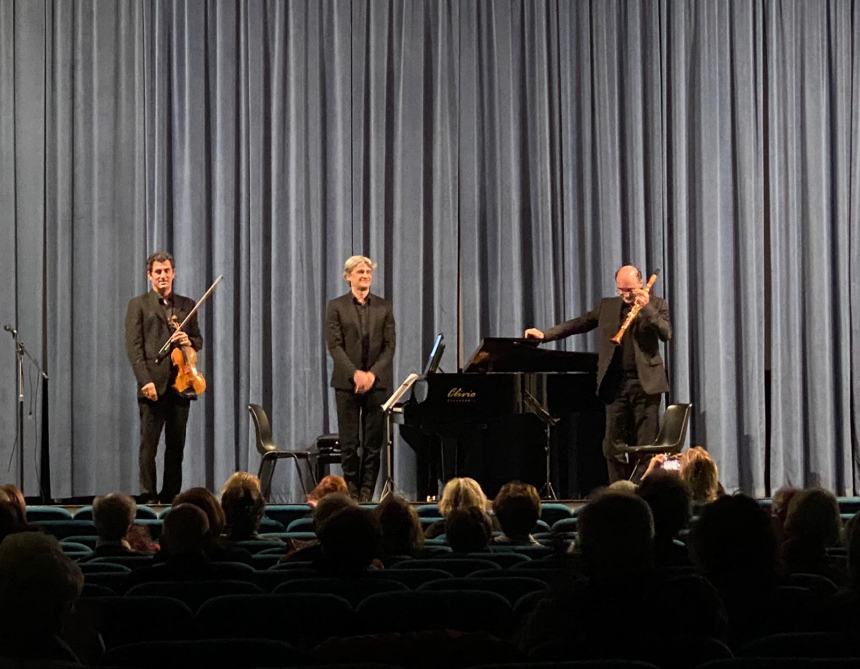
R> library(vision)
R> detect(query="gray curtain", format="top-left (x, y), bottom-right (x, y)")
top-left (1, 0), bottom-right (857, 501)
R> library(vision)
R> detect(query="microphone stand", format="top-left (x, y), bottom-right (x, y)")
top-left (379, 372), bottom-right (420, 500)
top-left (5, 326), bottom-right (49, 494)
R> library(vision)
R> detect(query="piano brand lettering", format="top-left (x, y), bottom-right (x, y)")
top-left (447, 387), bottom-right (477, 401)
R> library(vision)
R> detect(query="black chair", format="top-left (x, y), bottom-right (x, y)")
top-left (248, 403), bottom-right (315, 501)
top-left (616, 402), bottom-right (693, 482)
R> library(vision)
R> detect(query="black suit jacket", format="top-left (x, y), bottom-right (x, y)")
top-left (125, 290), bottom-right (203, 397)
top-left (326, 292), bottom-right (396, 392)
top-left (544, 296), bottom-right (671, 397)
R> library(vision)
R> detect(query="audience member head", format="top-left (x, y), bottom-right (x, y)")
top-left (0, 484), bottom-right (27, 526)
top-left (445, 506), bottom-right (493, 553)
top-left (438, 477), bottom-right (488, 517)
top-left (770, 485), bottom-right (800, 541)
top-left (0, 532), bottom-right (83, 639)
top-left (93, 492), bottom-right (136, 542)
top-left (493, 481), bottom-right (541, 541)
top-left (0, 488), bottom-right (28, 542)
top-left (374, 495), bottom-right (423, 557)
top-left (576, 490), bottom-right (654, 579)
top-left (636, 471), bottom-right (691, 542)
top-left (307, 475), bottom-right (349, 506)
top-left (172, 487), bottom-right (225, 539)
top-left (317, 506), bottom-right (382, 575)
top-left (220, 471), bottom-right (266, 540)
top-left (680, 446), bottom-right (720, 503)
top-left (607, 479), bottom-right (638, 494)
top-left (690, 493), bottom-right (778, 585)
top-left (313, 492), bottom-right (359, 533)
top-left (783, 487), bottom-right (842, 549)
top-left (160, 503), bottom-right (210, 557)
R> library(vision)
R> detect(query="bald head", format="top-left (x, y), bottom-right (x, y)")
top-left (615, 265), bottom-right (643, 304)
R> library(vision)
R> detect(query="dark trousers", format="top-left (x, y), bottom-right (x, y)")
top-left (335, 387), bottom-right (386, 500)
top-left (602, 375), bottom-right (661, 483)
top-left (138, 392), bottom-right (191, 502)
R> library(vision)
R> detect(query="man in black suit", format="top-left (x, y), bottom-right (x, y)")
top-left (525, 265), bottom-right (671, 482)
top-left (125, 251), bottom-right (203, 503)
top-left (326, 255), bottom-right (396, 501)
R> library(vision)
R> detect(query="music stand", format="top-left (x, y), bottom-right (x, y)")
top-left (379, 372), bottom-right (420, 500)
top-left (523, 390), bottom-right (560, 500)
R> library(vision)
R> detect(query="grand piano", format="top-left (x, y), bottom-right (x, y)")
top-left (398, 337), bottom-right (606, 499)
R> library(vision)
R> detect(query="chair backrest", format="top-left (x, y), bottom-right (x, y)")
top-left (357, 590), bottom-right (513, 637)
top-left (655, 403), bottom-right (693, 450)
top-left (248, 403), bottom-right (276, 455)
top-left (418, 576), bottom-right (548, 604)
top-left (126, 579), bottom-right (264, 612)
top-left (102, 638), bottom-right (307, 669)
top-left (274, 576), bottom-right (408, 606)
top-left (391, 558), bottom-right (501, 577)
top-left (196, 593), bottom-right (356, 648)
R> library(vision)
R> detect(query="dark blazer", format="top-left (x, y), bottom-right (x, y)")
top-left (125, 290), bottom-right (203, 397)
top-left (326, 292), bottom-right (395, 392)
top-left (544, 296), bottom-right (671, 397)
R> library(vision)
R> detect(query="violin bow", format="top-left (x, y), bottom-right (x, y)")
top-left (157, 274), bottom-right (224, 356)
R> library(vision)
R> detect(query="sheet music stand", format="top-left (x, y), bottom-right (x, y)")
top-left (379, 372), bottom-right (420, 500)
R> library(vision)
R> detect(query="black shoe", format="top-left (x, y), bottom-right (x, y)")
top-left (137, 493), bottom-right (157, 504)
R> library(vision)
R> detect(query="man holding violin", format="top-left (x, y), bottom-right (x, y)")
top-left (125, 251), bottom-right (203, 504)
top-left (524, 265), bottom-right (671, 482)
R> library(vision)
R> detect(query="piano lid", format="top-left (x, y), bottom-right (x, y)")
top-left (463, 337), bottom-right (598, 374)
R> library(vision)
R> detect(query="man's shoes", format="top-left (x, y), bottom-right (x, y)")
top-left (358, 489), bottom-right (373, 503)
top-left (137, 493), bottom-right (157, 504)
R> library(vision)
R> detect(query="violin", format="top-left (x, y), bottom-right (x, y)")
top-left (169, 315), bottom-right (207, 397)
top-left (156, 275), bottom-right (223, 398)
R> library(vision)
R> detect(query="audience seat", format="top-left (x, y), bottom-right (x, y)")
top-left (24, 505), bottom-right (72, 521)
top-left (464, 551), bottom-right (530, 569)
top-left (31, 519), bottom-right (96, 539)
top-left (274, 576), bottom-right (408, 605)
top-left (74, 595), bottom-right (195, 648)
top-left (539, 502), bottom-right (575, 526)
top-left (362, 568), bottom-right (453, 589)
top-left (72, 504), bottom-right (158, 520)
top-left (102, 638), bottom-right (310, 668)
top-left (357, 590), bottom-right (513, 638)
top-left (83, 571), bottom-right (130, 594)
top-left (251, 569), bottom-right (320, 592)
top-left (262, 504), bottom-right (313, 528)
top-left (196, 593), bottom-right (356, 648)
top-left (418, 575), bottom-right (548, 604)
top-left (286, 516), bottom-right (316, 532)
top-left (126, 579), bottom-right (265, 611)
top-left (740, 632), bottom-right (860, 659)
top-left (389, 558), bottom-right (501, 577)
top-left (88, 555), bottom-right (155, 570)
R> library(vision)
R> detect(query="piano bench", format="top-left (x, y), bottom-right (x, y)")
top-left (314, 433), bottom-right (342, 481)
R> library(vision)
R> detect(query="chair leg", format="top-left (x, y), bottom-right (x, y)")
top-left (289, 456), bottom-right (311, 497)
top-left (258, 455), bottom-right (276, 502)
